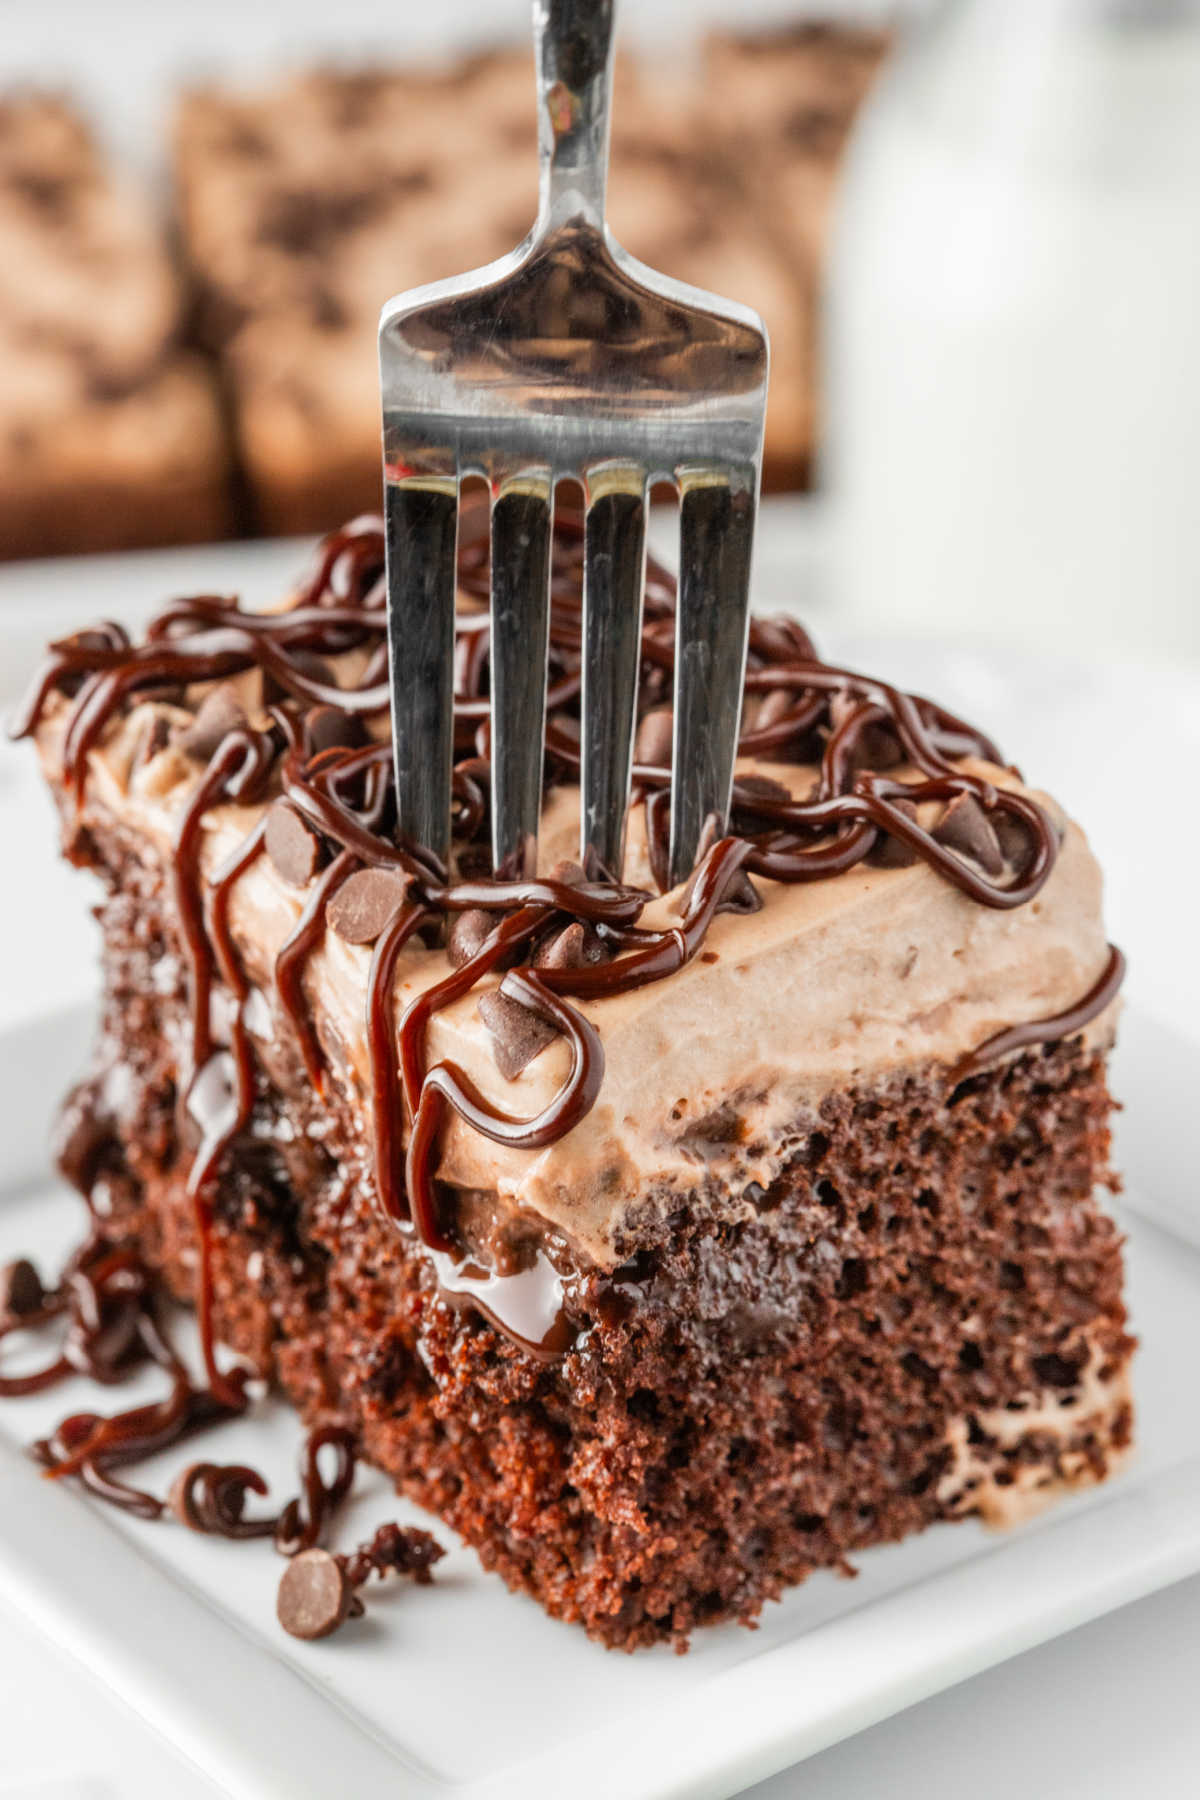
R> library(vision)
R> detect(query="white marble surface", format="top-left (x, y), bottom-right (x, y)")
top-left (0, 515), bottom-right (1196, 1799)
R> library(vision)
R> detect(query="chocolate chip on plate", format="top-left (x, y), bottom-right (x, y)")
top-left (447, 907), bottom-right (496, 970)
top-left (868, 797), bottom-right (920, 869)
top-left (633, 707), bottom-right (673, 767)
top-left (932, 793), bottom-right (1004, 876)
top-left (326, 868), bottom-right (412, 945)
top-left (265, 800), bottom-right (324, 887)
top-left (277, 1548), bottom-right (356, 1641)
top-left (179, 685), bottom-right (248, 762)
top-left (478, 990), bottom-right (560, 1079)
top-left (133, 713), bottom-right (171, 768)
top-left (0, 1257), bottom-right (45, 1319)
top-left (754, 689), bottom-right (797, 731)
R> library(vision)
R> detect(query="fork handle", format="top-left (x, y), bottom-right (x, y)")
top-left (533, 0), bottom-right (616, 226)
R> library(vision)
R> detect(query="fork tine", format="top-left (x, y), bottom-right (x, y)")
top-left (384, 475), bottom-right (458, 869)
top-left (581, 469), bottom-right (647, 880)
top-left (489, 470), bottom-right (554, 878)
top-left (669, 470), bottom-right (758, 887)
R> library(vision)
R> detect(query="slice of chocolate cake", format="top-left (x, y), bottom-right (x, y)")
top-left (16, 510), bottom-right (1131, 1650)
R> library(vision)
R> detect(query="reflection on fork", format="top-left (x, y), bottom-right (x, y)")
top-left (380, 0), bottom-right (768, 885)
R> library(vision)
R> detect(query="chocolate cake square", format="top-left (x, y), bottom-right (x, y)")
top-left (171, 32), bottom-right (887, 534)
top-left (0, 93), bottom-right (230, 559)
top-left (18, 507), bottom-right (1132, 1649)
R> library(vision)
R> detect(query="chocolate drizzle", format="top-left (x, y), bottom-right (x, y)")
top-left (13, 504), bottom-right (1122, 1362)
top-left (0, 1232), bottom-right (241, 1518)
top-left (950, 944), bottom-right (1126, 1089)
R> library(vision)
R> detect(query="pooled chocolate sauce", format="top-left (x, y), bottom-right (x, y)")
top-left (13, 504), bottom-right (1121, 1365)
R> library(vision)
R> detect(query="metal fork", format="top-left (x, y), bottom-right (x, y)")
top-left (380, 0), bottom-right (768, 886)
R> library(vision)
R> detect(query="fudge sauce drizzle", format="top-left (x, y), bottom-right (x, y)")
top-left (16, 509), bottom-right (1122, 1359)
top-left (949, 944), bottom-right (1126, 1088)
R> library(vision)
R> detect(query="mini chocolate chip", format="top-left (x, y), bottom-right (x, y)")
top-left (716, 870), bottom-right (763, 915)
top-left (735, 773), bottom-right (791, 803)
top-left (0, 1257), bottom-right (45, 1319)
top-left (679, 844), bottom-right (762, 915)
top-left (179, 685), bottom-right (248, 762)
top-left (869, 798), bottom-right (919, 868)
top-left (134, 713), bottom-right (171, 767)
top-left (265, 648), bottom-right (338, 706)
top-left (533, 921), bottom-right (610, 970)
top-left (265, 800), bottom-right (323, 887)
top-left (634, 707), bottom-right (673, 767)
top-left (277, 1547), bottom-right (356, 1641)
top-left (447, 907), bottom-right (497, 969)
top-left (478, 990), bottom-right (560, 1079)
top-left (304, 705), bottom-right (366, 758)
top-left (755, 689), bottom-right (797, 730)
top-left (829, 691), bottom-right (903, 772)
top-left (326, 868), bottom-right (413, 945)
top-left (933, 793), bottom-right (1004, 876)
top-left (454, 845), bottom-right (493, 881)
top-left (287, 649), bottom-right (337, 688)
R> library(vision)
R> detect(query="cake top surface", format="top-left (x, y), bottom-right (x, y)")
top-left (20, 508), bottom-right (1120, 1310)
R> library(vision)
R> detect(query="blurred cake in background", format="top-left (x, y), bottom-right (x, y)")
top-left (172, 54), bottom-right (543, 537)
top-left (172, 25), bottom-right (888, 537)
top-left (0, 94), bottom-right (230, 559)
top-left (0, 23), bottom-right (888, 557)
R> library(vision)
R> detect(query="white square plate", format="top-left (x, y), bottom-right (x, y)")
top-left (0, 1003), bottom-right (1198, 1800)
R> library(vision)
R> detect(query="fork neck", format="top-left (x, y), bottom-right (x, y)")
top-left (532, 0), bottom-right (616, 230)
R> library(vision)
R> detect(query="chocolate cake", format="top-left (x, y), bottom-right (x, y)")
top-left (0, 93), bottom-right (230, 559)
top-left (14, 507), bottom-right (1131, 1651)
